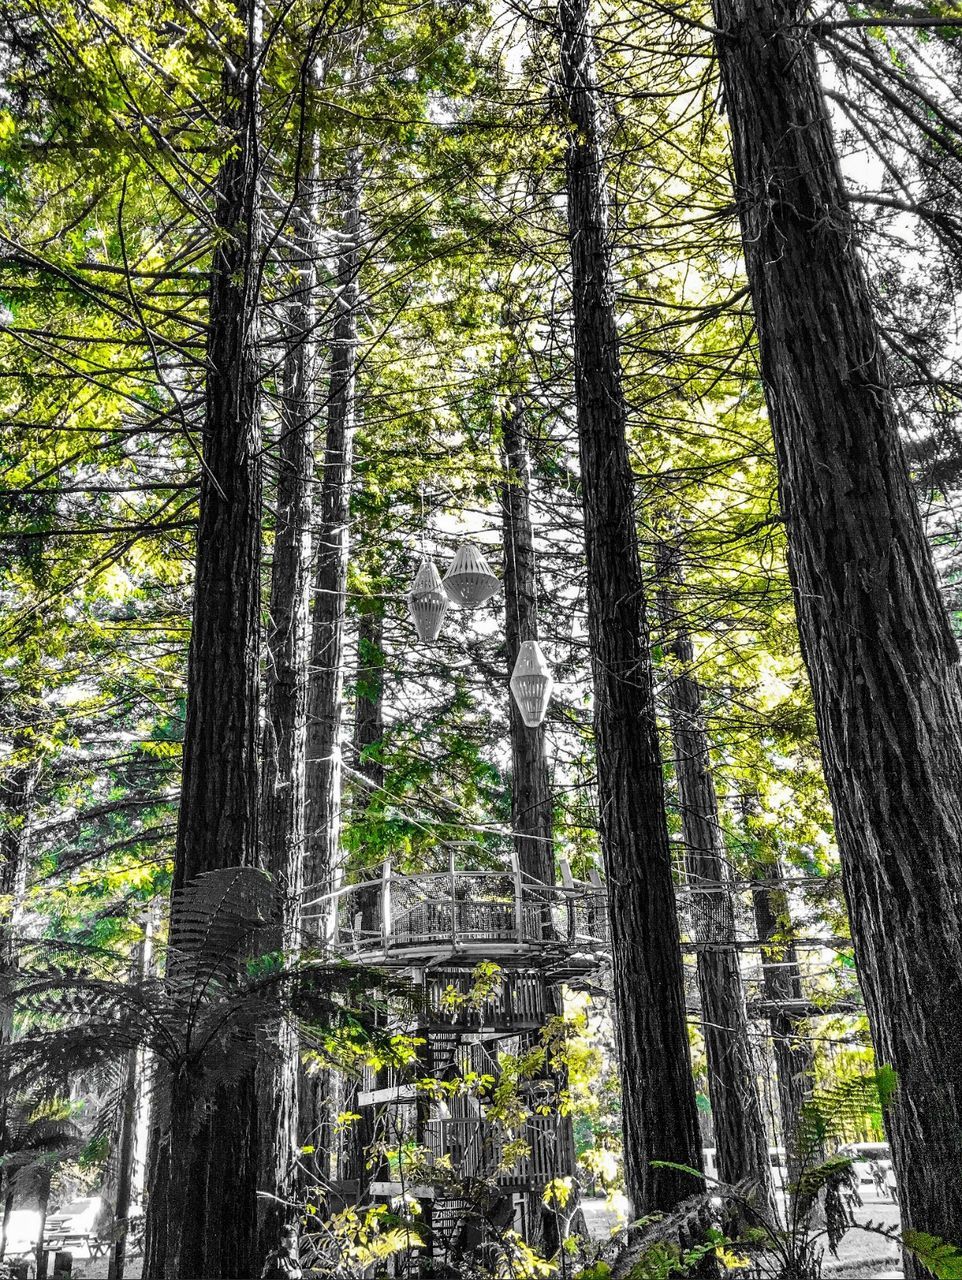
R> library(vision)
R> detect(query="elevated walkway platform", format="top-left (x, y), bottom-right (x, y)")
top-left (327, 856), bottom-right (609, 974)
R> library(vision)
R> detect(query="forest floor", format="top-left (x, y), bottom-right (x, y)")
top-left (820, 1190), bottom-right (901, 1277)
top-left (59, 1192), bottom-right (904, 1279)
top-left (579, 1190), bottom-right (903, 1280)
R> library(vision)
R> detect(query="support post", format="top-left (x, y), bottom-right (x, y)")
top-left (381, 861), bottom-right (392, 954)
top-left (511, 850), bottom-right (525, 944)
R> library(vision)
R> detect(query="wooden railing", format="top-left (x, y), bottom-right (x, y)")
top-left (422, 1117), bottom-right (566, 1187)
top-left (422, 967), bottom-right (548, 1029)
top-left (333, 856), bottom-right (609, 965)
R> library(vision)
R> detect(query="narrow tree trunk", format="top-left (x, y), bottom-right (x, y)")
top-left (304, 147), bottom-right (363, 912)
top-left (499, 396), bottom-right (566, 1251)
top-left (1, 1189), bottom-right (12, 1261)
top-left (300, 149), bottom-right (362, 1165)
top-left (35, 1169), bottom-right (51, 1280)
top-left (749, 855), bottom-right (816, 1192)
top-left (339, 591), bottom-right (385, 1193)
top-left (0, 746), bottom-right (39, 1262)
top-left (500, 396), bottom-right (553, 889)
top-left (108, 924), bottom-right (153, 1280)
top-left (144, 3), bottom-right (263, 1275)
top-left (0, 752), bottom-right (38, 1049)
top-left (557, 0), bottom-right (706, 1220)
top-left (655, 541), bottom-right (773, 1207)
top-left (352, 595), bottom-right (385, 797)
top-left (712, 0), bottom-right (962, 1254)
top-left (254, 144), bottom-right (319, 1260)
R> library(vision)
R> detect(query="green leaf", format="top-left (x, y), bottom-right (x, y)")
top-left (904, 1231), bottom-right (962, 1279)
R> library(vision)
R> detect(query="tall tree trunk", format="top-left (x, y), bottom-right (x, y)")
top-left (655, 541), bottom-right (773, 1207)
top-left (500, 396), bottom-right (565, 1251)
top-left (712, 0), bottom-right (962, 1254)
top-left (304, 147), bottom-right (363, 912)
top-left (500, 396), bottom-right (553, 888)
top-left (34, 1168), bottom-right (51, 1280)
top-left (339, 588), bottom-right (385, 1192)
top-left (108, 923), bottom-right (153, 1280)
top-left (144, 3), bottom-right (263, 1275)
top-left (255, 145), bottom-right (319, 1260)
top-left (0, 744), bottom-right (39, 1259)
top-left (352, 593), bottom-right (385, 799)
top-left (301, 147), bottom-right (362, 1162)
top-left (557, 0), bottom-right (706, 1221)
top-left (0, 750), bottom-right (37, 1042)
top-left (749, 854), bottom-right (816, 1192)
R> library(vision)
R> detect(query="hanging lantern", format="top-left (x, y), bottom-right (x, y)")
top-left (406, 557), bottom-right (449, 642)
top-left (442, 541), bottom-right (500, 608)
top-left (510, 640), bottom-right (553, 728)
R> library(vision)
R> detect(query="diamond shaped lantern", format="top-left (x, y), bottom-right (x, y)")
top-left (510, 640), bottom-right (553, 728)
top-left (406, 557), bottom-right (449, 642)
top-left (442, 541), bottom-right (500, 608)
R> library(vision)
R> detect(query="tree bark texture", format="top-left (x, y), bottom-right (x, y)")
top-left (255, 147), bottom-right (319, 1260)
top-left (144, 3), bottom-right (263, 1275)
top-left (501, 397), bottom-right (554, 889)
top-left (557, 0), bottom-right (706, 1220)
top-left (300, 150), bottom-right (362, 1167)
top-left (304, 147), bottom-right (363, 913)
top-left (712, 0), bottom-right (962, 1253)
top-left (750, 857), bottom-right (816, 1191)
top-left (0, 744), bottom-right (39, 1255)
top-left (108, 924), bottom-right (152, 1280)
top-left (655, 542), bottom-right (773, 1206)
top-left (337, 597), bottom-right (385, 1190)
top-left (0, 751), bottom-right (38, 1046)
top-left (352, 594), bottom-right (386, 797)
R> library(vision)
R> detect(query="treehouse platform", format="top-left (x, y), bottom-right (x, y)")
top-left (331, 856), bottom-right (609, 976)
top-left (319, 856), bottom-right (601, 1273)
top-left (319, 856), bottom-right (860, 1274)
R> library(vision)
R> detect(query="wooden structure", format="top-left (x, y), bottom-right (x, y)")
top-left (320, 856), bottom-right (858, 1269)
top-left (674, 875), bottom-right (862, 1017)
top-left (328, 854), bottom-right (607, 1271)
top-left (334, 856), bottom-right (607, 971)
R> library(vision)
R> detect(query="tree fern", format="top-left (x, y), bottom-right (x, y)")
top-left (4, 868), bottom-right (412, 1143)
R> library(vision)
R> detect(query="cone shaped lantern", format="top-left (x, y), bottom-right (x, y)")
top-left (442, 541), bottom-right (500, 608)
top-left (510, 640), bottom-right (553, 728)
top-left (406, 557), bottom-right (449, 642)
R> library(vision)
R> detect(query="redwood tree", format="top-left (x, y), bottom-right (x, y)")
top-left (749, 852), bottom-right (817, 1191)
top-left (301, 148), bottom-right (363, 1162)
top-left (0, 732), bottom-right (39, 1258)
top-left (255, 140), bottom-right (320, 1255)
top-left (144, 1), bottom-right (264, 1273)
top-left (558, 0), bottom-right (706, 1219)
top-left (713, 0), bottom-right (962, 1253)
top-left (501, 395), bottom-right (554, 888)
top-left (655, 541), bottom-right (773, 1206)
top-left (304, 147), bottom-right (363, 912)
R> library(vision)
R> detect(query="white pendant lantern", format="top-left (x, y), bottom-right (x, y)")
top-left (406, 557), bottom-right (449, 642)
top-left (510, 640), bottom-right (553, 728)
top-left (442, 541), bottom-right (500, 608)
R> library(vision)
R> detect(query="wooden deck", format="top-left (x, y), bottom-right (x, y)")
top-left (331, 857), bottom-right (609, 971)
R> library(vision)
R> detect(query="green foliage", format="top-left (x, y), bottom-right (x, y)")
top-left (5, 868), bottom-right (408, 1136)
top-left (796, 1067), bottom-right (898, 1163)
top-left (792, 1156), bottom-right (860, 1257)
top-left (3, 0), bottom-right (960, 1264)
top-left (904, 1231), bottom-right (962, 1279)
top-left (649, 1155), bottom-right (859, 1276)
